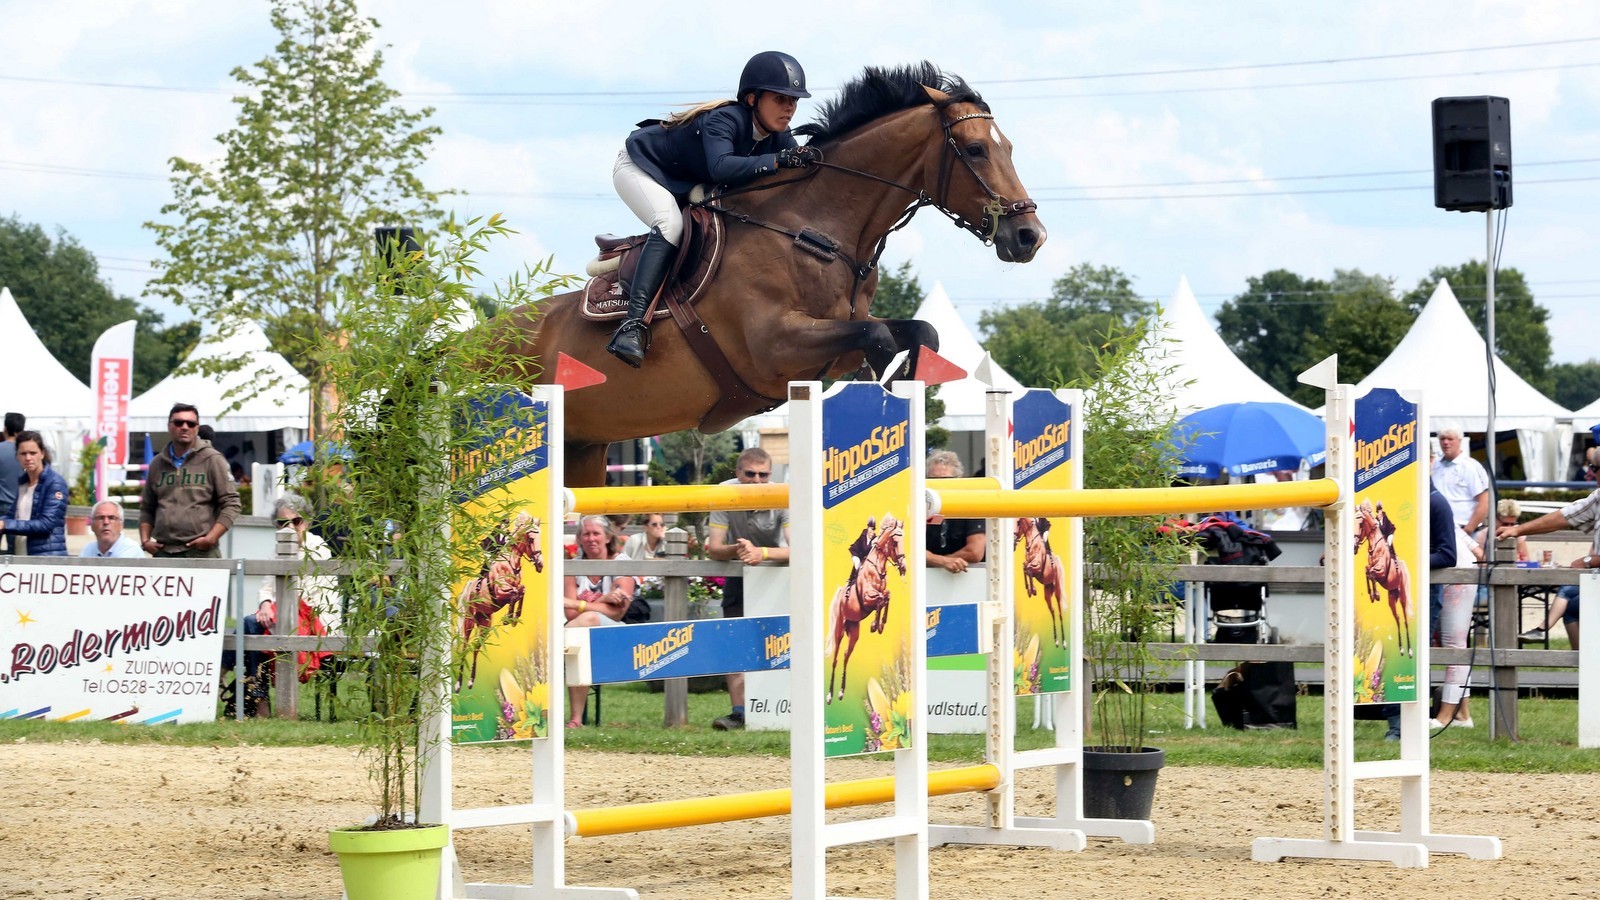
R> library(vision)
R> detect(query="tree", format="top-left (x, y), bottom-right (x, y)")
top-left (0, 214), bottom-right (194, 394)
top-left (869, 261), bottom-right (924, 320)
top-left (1400, 261), bottom-right (1552, 392)
top-left (145, 0), bottom-right (445, 431)
top-left (1214, 269), bottom-right (1332, 407)
top-left (1549, 360), bottom-right (1600, 411)
top-left (980, 263), bottom-right (1149, 388)
top-left (1307, 269), bottom-right (1412, 391)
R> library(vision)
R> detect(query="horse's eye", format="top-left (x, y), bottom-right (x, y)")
top-left (965, 141), bottom-right (986, 158)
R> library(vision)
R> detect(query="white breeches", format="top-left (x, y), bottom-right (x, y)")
top-left (613, 149), bottom-right (684, 246)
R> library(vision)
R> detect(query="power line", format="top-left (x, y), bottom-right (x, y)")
top-left (998, 60), bottom-right (1600, 101)
top-left (1042, 174), bottom-right (1600, 202)
top-left (3, 36), bottom-right (1596, 99)
top-left (1036, 158), bottom-right (1600, 192)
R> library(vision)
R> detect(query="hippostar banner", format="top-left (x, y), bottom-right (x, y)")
top-left (0, 565), bottom-right (230, 725)
top-left (1350, 387), bottom-right (1422, 705)
top-left (1011, 389), bottom-right (1076, 695)
top-left (820, 382), bottom-right (915, 757)
top-left (450, 391), bottom-right (555, 743)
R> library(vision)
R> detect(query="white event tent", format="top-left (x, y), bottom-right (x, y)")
top-left (911, 282), bottom-right (1027, 431)
top-left (128, 318), bottom-right (310, 442)
top-left (1352, 280), bottom-right (1572, 480)
top-left (1570, 396), bottom-right (1600, 435)
top-left (1151, 276), bottom-right (1309, 415)
top-left (0, 286), bottom-right (94, 478)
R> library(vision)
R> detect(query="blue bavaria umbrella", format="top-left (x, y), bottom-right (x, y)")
top-left (279, 440), bottom-right (352, 465)
top-left (1175, 402), bottom-right (1326, 480)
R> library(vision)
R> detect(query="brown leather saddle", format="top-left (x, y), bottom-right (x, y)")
top-left (579, 206), bottom-right (724, 323)
top-left (580, 204), bottom-right (785, 432)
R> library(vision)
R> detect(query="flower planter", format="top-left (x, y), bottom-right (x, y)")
top-left (1081, 746), bottom-right (1165, 820)
top-left (329, 823), bottom-right (449, 900)
top-left (65, 515), bottom-right (89, 536)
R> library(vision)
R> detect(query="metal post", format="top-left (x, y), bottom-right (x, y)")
top-left (273, 524), bottom-right (301, 720)
top-left (1490, 536), bottom-right (1519, 739)
top-left (662, 526), bottom-right (690, 727)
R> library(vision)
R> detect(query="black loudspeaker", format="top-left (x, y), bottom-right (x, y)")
top-left (1432, 96), bottom-right (1512, 212)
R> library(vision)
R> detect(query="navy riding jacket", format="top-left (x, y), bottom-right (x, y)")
top-left (625, 102), bottom-right (798, 200)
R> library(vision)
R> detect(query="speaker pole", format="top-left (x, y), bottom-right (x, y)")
top-left (1484, 206), bottom-right (1497, 494)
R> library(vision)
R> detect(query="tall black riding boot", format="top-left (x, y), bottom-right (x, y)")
top-left (606, 228), bottom-right (676, 368)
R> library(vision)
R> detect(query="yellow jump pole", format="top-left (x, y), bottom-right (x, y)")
top-left (935, 478), bottom-right (1340, 520)
top-left (567, 477), bottom-right (1000, 516)
top-left (568, 764), bottom-right (1002, 838)
top-left (568, 483), bottom-right (789, 515)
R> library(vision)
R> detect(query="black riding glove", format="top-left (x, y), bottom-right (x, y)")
top-left (776, 146), bottom-right (822, 168)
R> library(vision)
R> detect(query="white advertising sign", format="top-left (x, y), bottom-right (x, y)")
top-left (0, 565), bottom-right (231, 724)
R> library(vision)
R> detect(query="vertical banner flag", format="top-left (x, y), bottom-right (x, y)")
top-left (90, 320), bottom-right (138, 501)
top-left (450, 391), bottom-right (555, 743)
top-left (1011, 389), bottom-right (1076, 695)
top-left (1350, 388), bottom-right (1422, 705)
top-left (820, 383), bottom-right (915, 757)
top-left (0, 565), bottom-right (231, 724)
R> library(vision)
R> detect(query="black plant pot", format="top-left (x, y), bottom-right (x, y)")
top-left (1081, 746), bottom-right (1165, 820)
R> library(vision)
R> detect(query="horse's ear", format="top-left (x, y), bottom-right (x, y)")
top-left (921, 85), bottom-right (950, 104)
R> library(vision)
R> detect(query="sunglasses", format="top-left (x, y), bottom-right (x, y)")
top-left (170, 419), bottom-right (199, 428)
top-left (277, 516), bottom-right (305, 528)
top-left (742, 470), bottom-right (772, 479)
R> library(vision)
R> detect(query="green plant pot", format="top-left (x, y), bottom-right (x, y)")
top-left (1081, 746), bottom-right (1165, 820)
top-left (329, 823), bottom-right (449, 900)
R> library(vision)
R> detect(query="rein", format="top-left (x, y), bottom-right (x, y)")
top-left (697, 102), bottom-right (1038, 319)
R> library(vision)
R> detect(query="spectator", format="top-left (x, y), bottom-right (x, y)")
top-left (138, 403), bottom-right (241, 558)
top-left (258, 494), bottom-right (340, 631)
top-left (230, 460), bottom-right (252, 487)
top-left (925, 450), bottom-right (986, 573)
top-left (80, 500), bottom-right (143, 558)
top-left (1499, 447), bottom-right (1600, 650)
top-left (706, 447), bottom-right (790, 730)
top-left (1432, 423), bottom-right (1490, 537)
top-left (563, 515), bottom-right (645, 728)
top-left (1384, 476), bottom-right (1457, 739)
top-left (221, 599), bottom-right (276, 718)
top-left (0, 412), bottom-right (24, 554)
top-left (0, 430), bottom-right (68, 556)
top-left (1433, 486), bottom-right (1480, 730)
top-left (621, 513), bottom-right (669, 592)
top-left (1472, 498), bottom-right (1530, 564)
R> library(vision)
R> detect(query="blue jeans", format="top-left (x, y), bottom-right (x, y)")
top-left (1559, 584), bottom-right (1581, 624)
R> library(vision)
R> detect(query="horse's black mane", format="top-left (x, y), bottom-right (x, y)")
top-left (792, 62), bottom-right (987, 144)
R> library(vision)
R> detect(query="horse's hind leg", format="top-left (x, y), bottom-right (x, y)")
top-left (837, 626), bottom-right (860, 702)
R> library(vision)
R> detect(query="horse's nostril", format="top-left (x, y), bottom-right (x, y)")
top-left (1017, 227), bottom-right (1039, 248)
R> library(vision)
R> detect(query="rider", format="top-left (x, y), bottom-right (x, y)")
top-left (605, 51), bottom-right (819, 368)
top-left (848, 517), bottom-right (878, 589)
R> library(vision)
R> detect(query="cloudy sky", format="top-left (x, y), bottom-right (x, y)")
top-left (3, 0), bottom-right (1597, 368)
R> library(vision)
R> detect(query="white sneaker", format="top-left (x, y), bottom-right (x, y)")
top-left (1428, 718), bottom-right (1446, 730)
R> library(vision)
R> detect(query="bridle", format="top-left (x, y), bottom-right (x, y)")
top-left (699, 102), bottom-right (1039, 317)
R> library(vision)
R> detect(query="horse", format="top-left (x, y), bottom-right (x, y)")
top-left (1353, 499), bottom-right (1413, 658)
top-left (1014, 516), bottom-right (1067, 648)
top-left (488, 63), bottom-right (1046, 487)
top-left (826, 514), bottom-right (907, 704)
top-left (456, 514), bottom-right (544, 691)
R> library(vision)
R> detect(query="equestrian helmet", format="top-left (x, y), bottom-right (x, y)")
top-left (738, 51), bottom-right (811, 100)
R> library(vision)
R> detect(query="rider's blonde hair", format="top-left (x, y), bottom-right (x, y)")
top-left (664, 99), bottom-right (738, 128)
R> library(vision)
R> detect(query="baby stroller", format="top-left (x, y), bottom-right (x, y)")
top-left (1187, 516), bottom-right (1297, 729)
top-left (1189, 515), bottom-right (1281, 644)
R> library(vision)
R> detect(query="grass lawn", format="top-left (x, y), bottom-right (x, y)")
top-left (3, 675), bottom-right (1595, 774)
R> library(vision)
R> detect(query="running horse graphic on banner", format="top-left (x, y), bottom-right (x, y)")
top-left (457, 513), bottom-right (545, 691)
top-left (826, 514), bottom-right (907, 703)
top-left (1014, 516), bottom-right (1067, 648)
top-left (1353, 498), bottom-right (1414, 658)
